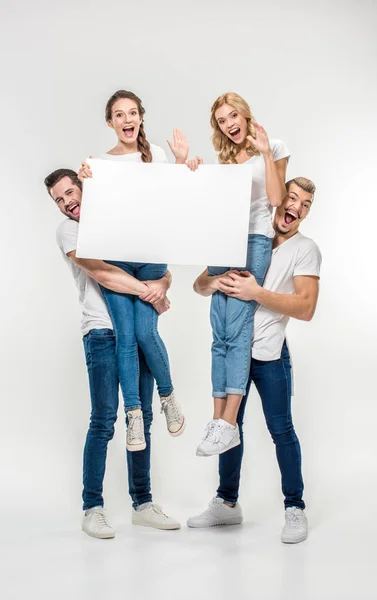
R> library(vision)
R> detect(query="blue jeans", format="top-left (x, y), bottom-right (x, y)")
top-left (99, 262), bottom-right (173, 411)
top-left (82, 328), bottom-right (154, 510)
top-left (217, 342), bottom-right (305, 509)
top-left (209, 234), bottom-right (272, 397)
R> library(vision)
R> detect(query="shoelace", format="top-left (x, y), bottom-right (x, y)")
top-left (160, 397), bottom-right (181, 423)
top-left (93, 509), bottom-right (110, 528)
top-left (205, 421), bottom-right (227, 444)
top-left (286, 509), bottom-right (302, 528)
top-left (128, 413), bottom-right (144, 441)
top-left (202, 420), bottom-right (218, 441)
top-left (150, 504), bottom-right (169, 520)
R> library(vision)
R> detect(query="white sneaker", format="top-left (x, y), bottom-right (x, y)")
top-left (196, 418), bottom-right (240, 456)
top-left (160, 392), bottom-right (185, 436)
top-left (132, 503), bottom-right (181, 530)
top-left (187, 497), bottom-right (243, 528)
top-left (126, 408), bottom-right (146, 452)
top-left (281, 507), bottom-right (308, 544)
top-left (82, 507), bottom-right (115, 539)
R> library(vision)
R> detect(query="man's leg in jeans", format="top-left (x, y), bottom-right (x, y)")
top-left (82, 329), bottom-right (119, 511)
top-left (217, 373), bottom-right (253, 504)
top-left (127, 348), bottom-right (154, 508)
top-left (252, 342), bottom-right (305, 509)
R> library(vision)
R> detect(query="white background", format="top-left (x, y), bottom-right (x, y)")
top-left (1, 0), bottom-right (377, 598)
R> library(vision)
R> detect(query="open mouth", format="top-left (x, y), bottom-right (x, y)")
top-left (68, 203), bottom-right (80, 217)
top-left (123, 126), bottom-right (135, 138)
top-left (284, 210), bottom-right (298, 225)
top-left (229, 127), bottom-right (241, 138)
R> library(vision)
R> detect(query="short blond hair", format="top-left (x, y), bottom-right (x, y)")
top-left (210, 92), bottom-right (260, 164)
top-left (286, 177), bottom-right (316, 197)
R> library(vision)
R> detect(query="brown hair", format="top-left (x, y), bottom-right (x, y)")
top-left (286, 177), bottom-right (316, 197)
top-left (44, 168), bottom-right (82, 196)
top-left (210, 92), bottom-right (260, 164)
top-left (105, 90), bottom-right (152, 163)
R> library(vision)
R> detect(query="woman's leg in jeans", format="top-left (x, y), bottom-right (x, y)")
top-left (222, 235), bottom-right (272, 424)
top-left (252, 343), bottom-right (305, 509)
top-left (133, 263), bottom-right (173, 398)
top-left (99, 261), bottom-right (140, 411)
top-left (208, 266), bottom-right (229, 409)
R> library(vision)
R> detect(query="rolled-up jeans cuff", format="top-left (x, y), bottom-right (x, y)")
top-left (225, 387), bottom-right (246, 396)
top-left (213, 391), bottom-right (227, 399)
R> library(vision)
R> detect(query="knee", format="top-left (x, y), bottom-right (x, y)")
top-left (267, 417), bottom-right (296, 445)
top-left (89, 412), bottom-right (117, 440)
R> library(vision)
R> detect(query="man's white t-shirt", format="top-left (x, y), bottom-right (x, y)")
top-left (56, 219), bottom-right (112, 336)
top-left (56, 143), bottom-right (168, 336)
top-left (252, 232), bottom-right (322, 361)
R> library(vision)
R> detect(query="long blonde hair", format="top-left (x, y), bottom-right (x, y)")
top-left (210, 92), bottom-right (260, 164)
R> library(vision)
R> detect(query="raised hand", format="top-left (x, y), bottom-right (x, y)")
top-left (167, 129), bottom-right (189, 164)
top-left (246, 121), bottom-right (270, 155)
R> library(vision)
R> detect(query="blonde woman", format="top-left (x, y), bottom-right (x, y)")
top-left (191, 92), bottom-right (290, 456)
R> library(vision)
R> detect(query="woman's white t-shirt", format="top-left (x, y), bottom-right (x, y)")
top-left (99, 143), bottom-right (168, 164)
top-left (218, 139), bottom-right (290, 239)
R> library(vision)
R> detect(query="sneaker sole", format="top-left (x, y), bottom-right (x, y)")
top-left (127, 442), bottom-right (147, 452)
top-left (132, 520), bottom-right (181, 530)
top-left (187, 516), bottom-right (243, 528)
top-left (281, 532), bottom-right (308, 544)
top-left (168, 417), bottom-right (186, 437)
top-left (196, 437), bottom-right (241, 457)
top-left (82, 528), bottom-right (115, 539)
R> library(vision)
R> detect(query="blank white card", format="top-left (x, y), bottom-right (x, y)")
top-left (76, 160), bottom-right (252, 267)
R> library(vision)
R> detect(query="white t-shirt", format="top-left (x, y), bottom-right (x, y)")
top-left (56, 219), bottom-right (112, 336)
top-left (99, 143), bottom-right (168, 163)
top-left (245, 139), bottom-right (290, 238)
top-left (252, 232), bottom-right (322, 361)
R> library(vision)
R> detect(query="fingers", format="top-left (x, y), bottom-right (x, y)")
top-left (185, 156), bottom-right (203, 171)
top-left (166, 139), bottom-right (173, 153)
top-left (78, 160), bottom-right (92, 181)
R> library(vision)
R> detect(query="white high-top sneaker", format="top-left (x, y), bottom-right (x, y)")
top-left (196, 418), bottom-right (240, 456)
top-left (126, 408), bottom-right (146, 452)
top-left (281, 507), bottom-right (308, 544)
top-left (187, 497), bottom-right (243, 528)
top-left (132, 503), bottom-right (181, 530)
top-left (160, 392), bottom-right (185, 436)
top-left (82, 507), bottom-right (115, 539)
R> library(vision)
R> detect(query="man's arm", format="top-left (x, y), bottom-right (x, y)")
top-left (218, 272), bottom-right (319, 321)
top-left (193, 269), bottom-right (220, 297)
top-left (68, 251), bottom-right (148, 294)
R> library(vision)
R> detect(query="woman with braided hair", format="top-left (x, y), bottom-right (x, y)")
top-left (79, 89), bottom-right (187, 453)
top-left (190, 92), bottom-right (290, 457)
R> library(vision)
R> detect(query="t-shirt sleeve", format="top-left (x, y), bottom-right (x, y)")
top-left (271, 139), bottom-right (290, 163)
top-left (151, 144), bottom-right (169, 163)
top-left (293, 240), bottom-right (322, 278)
top-left (56, 219), bottom-right (79, 256)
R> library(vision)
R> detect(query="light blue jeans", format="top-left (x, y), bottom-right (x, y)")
top-left (208, 234), bottom-right (272, 397)
top-left (99, 262), bottom-right (173, 411)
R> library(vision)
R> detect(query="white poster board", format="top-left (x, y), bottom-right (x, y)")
top-left (76, 160), bottom-right (252, 267)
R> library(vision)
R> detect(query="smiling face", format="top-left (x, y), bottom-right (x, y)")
top-left (274, 182), bottom-right (314, 237)
top-left (50, 176), bottom-right (82, 221)
top-left (107, 97), bottom-right (142, 147)
top-left (214, 103), bottom-right (249, 145)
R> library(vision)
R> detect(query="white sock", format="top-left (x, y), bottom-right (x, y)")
top-left (85, 505), bottom-right (102, 516)
top-left (218, 418), bottom-right (236, 429)
top-left (136, 502), bottom-right (152, 512)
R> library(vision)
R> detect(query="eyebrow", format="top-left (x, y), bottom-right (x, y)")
top-left (217, 110), bottom-right (237, 121)
top-left (289, 191), bottom-right (312, 204)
